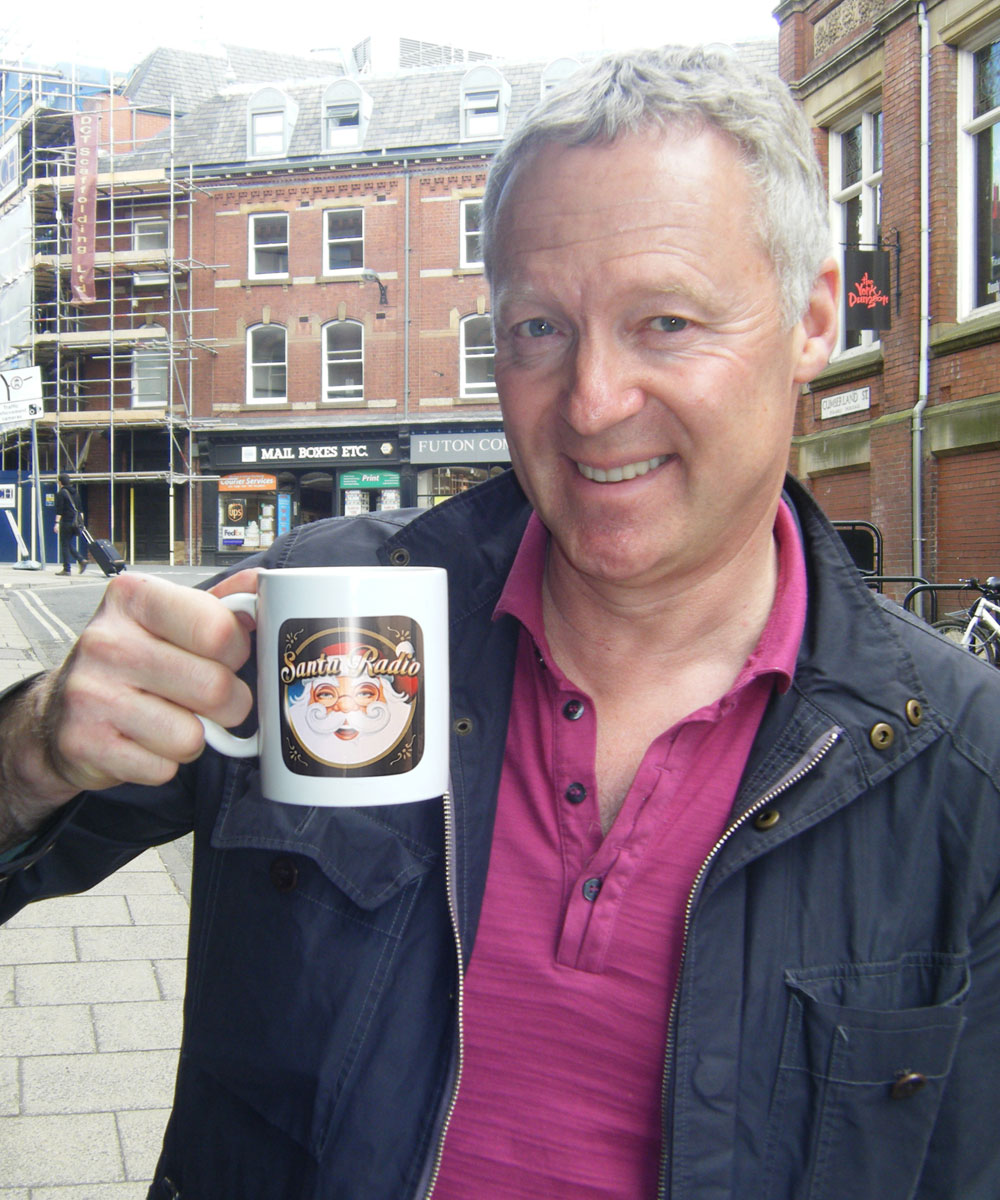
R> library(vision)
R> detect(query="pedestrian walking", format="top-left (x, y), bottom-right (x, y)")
top-left (54, 471), bottom-right (86, 575)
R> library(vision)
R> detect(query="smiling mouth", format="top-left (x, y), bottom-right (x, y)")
top-left (575, 455), bottom-right (669, 484)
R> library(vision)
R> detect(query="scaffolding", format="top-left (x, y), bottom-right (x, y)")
top-left (0, 57), bottom-right (215, 563)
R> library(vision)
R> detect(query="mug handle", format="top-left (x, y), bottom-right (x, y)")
top-left (197, 591), bottom-right (260, 759)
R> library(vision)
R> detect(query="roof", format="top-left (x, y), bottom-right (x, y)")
top-left (111, 40), bottom-right (780, 174)
top-left (122, 43), bottom-right (347, 115)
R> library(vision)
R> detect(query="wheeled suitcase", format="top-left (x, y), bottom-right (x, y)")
top-left (79, 525), bottom-right (126, 576)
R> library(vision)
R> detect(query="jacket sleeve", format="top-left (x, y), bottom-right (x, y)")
top-left (915, 877), bottom-right (1000, 1198)
top-left (0, 768), bottom-right (198, 923)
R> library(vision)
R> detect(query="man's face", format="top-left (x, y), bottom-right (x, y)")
top-left (490, 127), bottom-right (836, 594)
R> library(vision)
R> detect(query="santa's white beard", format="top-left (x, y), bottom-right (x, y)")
top-left (286, 684), bottom-right (414, 768)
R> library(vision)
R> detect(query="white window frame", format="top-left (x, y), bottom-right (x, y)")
top-left (322, 80), bottom-right (372, 151)
top-left (322, 319), bottom-right (364, 402)
top-left (132, 216), bottom-right (169, 252)
top-left (958, 28), bottom-right (1000, 317)
top-left (829, 108), bottom-right (883, 356)
top-left (247, 87), bottom-right (296, 159)
top-left (246, 323), bottom-right (287, 404)
top-left (132, 345), bottom-right (169, 408)
top-left (460, 66), bottom-right (510, 141)
top-left (459, 313), bottom-right (496, 397)
top-left (248, 212), bottom-right (289, 279)
top-left (324, 207), bottom-right (364, 275)
top-left (460, 199), bottom-right (483, 268)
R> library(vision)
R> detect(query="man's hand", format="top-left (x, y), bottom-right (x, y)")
top-left (0, 569), bottom-right (258, 848)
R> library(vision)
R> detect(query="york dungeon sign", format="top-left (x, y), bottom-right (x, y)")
top-left (844, 248), bottom-right (891, 332)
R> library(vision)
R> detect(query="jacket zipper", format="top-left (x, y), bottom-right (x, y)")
top-left (421, 790), bottom-right (465, 1199)
top-left (656, 725), bottom-right (842, 1199)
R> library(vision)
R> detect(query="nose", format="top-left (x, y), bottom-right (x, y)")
top-left (563, 335), bottom-right (646, 436)
top-left (333, 696), bottom-right (358, 713)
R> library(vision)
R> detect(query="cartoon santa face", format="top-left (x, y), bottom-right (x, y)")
top-left (283, 638), bottom-right (418, 769)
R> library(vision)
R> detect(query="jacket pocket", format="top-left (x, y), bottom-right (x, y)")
top-left (763, 954), bottom-right (968, 1200)
top-left (183, 767), bottom-right (440, 1158)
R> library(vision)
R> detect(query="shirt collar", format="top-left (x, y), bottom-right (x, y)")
top-left (493, 498), bottom-right (807, 695)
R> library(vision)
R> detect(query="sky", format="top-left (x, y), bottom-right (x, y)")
top-left (1, 0), bottom-right (779, 75)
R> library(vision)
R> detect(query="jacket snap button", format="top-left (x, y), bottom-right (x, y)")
top-left (905, 699), bottom-right (923, 727)
top-left (388, 547), bottom-right (410, 566)
top-left (269, 857), bottom-right (298, 892)
top-left (453, 716), bottom-right (473, 736)
top-left (753, 809), bottom-right (781, 831)
top-left (869, 722), bottom-right (895, 750)
top-left (891, 1069), bottom-right (927, 1100)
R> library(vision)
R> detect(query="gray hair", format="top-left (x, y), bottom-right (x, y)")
top-left (481, 45), bottom-right (831, 327)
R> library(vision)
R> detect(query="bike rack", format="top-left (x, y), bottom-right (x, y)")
top-left (854, 576), bottom-right (931, 619)
top-left (901, 582), bottom-right (975, 624)
top-left (832, 520), bottom-right (883, 579)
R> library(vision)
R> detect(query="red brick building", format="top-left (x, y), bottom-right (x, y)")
top-left (778, 0), bottom-right (1000, 595)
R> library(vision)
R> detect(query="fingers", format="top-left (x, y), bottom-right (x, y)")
top-left (18, 573), bottom-right (256, 799)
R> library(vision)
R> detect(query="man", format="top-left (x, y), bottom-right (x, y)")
top-left (1, 47), bottom-right (998, 1199)
top-left (53, 471), bottom-right (87, 575)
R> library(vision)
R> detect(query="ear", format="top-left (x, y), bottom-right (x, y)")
top-left (792, 257), bottom-right (840, 384)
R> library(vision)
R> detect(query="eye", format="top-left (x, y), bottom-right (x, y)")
top-left (514, 317), bottom-right (557, 338)
top-left (649, 316), bottom-right (688, 333)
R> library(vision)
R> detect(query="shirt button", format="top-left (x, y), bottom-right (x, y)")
top-left (562, 698), bottom-right (585, 721)
top-left (564, 782), bottom-right (587, 804)
top-left (269, 857), bottom-right (299, 892)
top-left (582, 877), bottom-right (602, 902)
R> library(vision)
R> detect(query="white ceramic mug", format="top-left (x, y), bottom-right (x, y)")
top-left (199, 566), bottom-right (449, 806)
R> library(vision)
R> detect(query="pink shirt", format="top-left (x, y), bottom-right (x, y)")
top-left (433, 503), bottom-right (806, 1199)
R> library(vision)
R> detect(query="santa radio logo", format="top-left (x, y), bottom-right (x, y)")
top-left (277, 617), bottom-right (424, 777)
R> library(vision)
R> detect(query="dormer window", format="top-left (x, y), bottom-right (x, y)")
top-left (322, 80), bottom-right (372, 151)
top-left (247, 87), bottom-right (297, 159)
top-left (541, 57), bottom-right (581, 97)
top-left (461, 66), bottom-right (510, 140)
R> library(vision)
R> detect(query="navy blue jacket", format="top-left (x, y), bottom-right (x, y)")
top-left (2, 471), bottom-right (1000, 1199)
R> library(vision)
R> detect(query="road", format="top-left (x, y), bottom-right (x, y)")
top-left (0, 561), bottom-right (222, 900)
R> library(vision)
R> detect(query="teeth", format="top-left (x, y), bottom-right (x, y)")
top-left (577, 455), bottom-right (667, 483)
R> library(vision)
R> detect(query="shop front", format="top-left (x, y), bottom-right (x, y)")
top-left (409, 428), bottom-right (510, 507)
top-left (205, 432), bottom-right (402, 563)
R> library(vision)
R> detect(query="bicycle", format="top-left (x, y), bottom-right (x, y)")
top-left (931, 577), bottom-right (1000, 665)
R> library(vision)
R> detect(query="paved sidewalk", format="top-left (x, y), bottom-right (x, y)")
top-left (0, 570), bottom-right (188, 1198)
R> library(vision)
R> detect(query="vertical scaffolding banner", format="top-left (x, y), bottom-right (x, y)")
top-left (70, 110), bottom-right (98, 304)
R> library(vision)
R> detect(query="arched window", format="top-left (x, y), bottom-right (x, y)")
top-left (247, 87), bottom-right (297, 158)
top-left (460, 66), bottom-right (510, 140)
top-left (540, 57), bottom-right (581, 97)
top-left (246, 323), bottom-right (287, 403)
top-left (459, 313), bottom-right (495, 397)
top-left (322, 80), bottom-right (372, 151)
top-left (323, 319), bottom-right (364, 401)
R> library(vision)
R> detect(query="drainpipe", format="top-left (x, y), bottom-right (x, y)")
top-left (911, 1), bottom-right (930, 591)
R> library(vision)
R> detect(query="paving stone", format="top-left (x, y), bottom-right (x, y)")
top-left (153, 959), bottom-right (187, 1001)
top-left (125, 895), bottom-right (189, 926)
top-left (15, 961), bottom-right (159, 1007)
top-left (30, 1186), bottom-right (149, 1200)
top-left (2, 896), bottom-right (131, 930)
top-left (0, 1005), bottom-right (95, 1056)
top-left (117, 1108), bottom-right (171, 1181)
top-left (0, 928), bottom-right (77, 966)
top-left (83, 872), bottom-right (178, 898)
top-left (21, 1049), bottom-right (179, 1115)
top-left (115, 849), bottom-right (167, 873)
top-left (0, 1057), bottom-right (18, 1115)
top-left (76, 925), bottom-right (188, 963)
top-left (92, 1000), bottom-right (183, 1053)
top-left (0, 1112), bottom-right (123, 1187)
